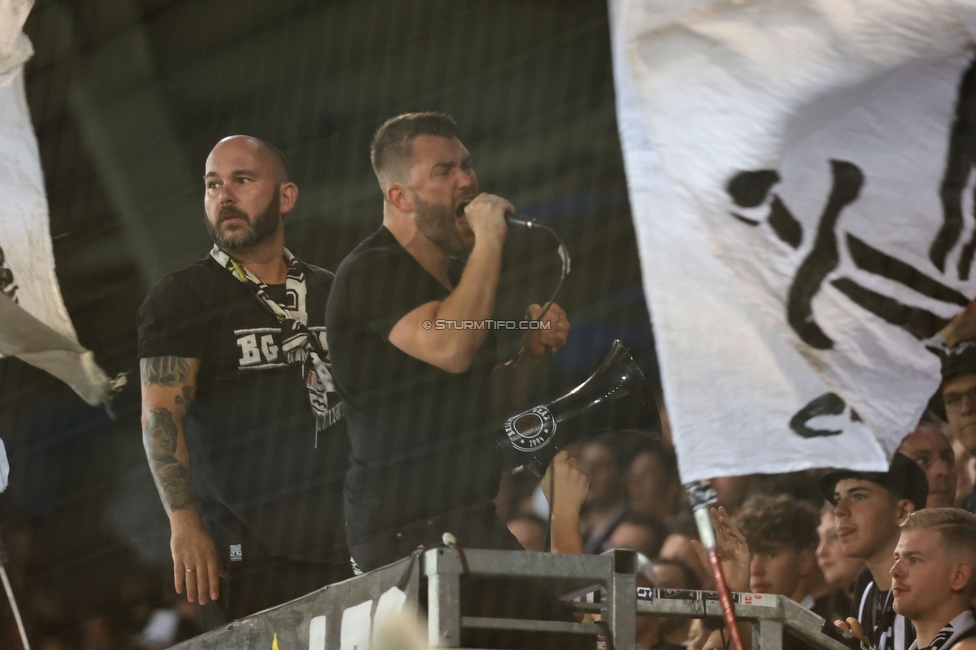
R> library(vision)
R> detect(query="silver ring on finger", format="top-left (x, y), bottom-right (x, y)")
top-left (185, 568), bottom-right (195, 573)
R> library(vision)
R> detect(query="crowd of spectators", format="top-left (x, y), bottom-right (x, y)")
top-left (498, 410), bottom-right (976, 650)
top-left (4, 407), bottom-right (975, 648)
top-left (4, 361), bottom-right (976, 649)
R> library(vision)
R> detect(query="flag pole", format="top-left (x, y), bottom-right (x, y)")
top-left (687, 482), bottom-right (745, 650)
top-left (0, 552), bottom-right (30, 650)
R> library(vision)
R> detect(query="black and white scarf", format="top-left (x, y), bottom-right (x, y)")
top-left (211, 245), bottom-right (342, 444)
top-left (858, 581), bottom-right (912, 650)
top-left (908, 610), bottom-right (976, 650)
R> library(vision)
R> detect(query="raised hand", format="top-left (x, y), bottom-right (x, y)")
top-left (526, 303), bottom-right (570, 356)
top-left (691, 506), bottom-right (751, 592)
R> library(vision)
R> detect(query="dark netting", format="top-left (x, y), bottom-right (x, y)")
top-left (0, 0), bottom-right (666, 647)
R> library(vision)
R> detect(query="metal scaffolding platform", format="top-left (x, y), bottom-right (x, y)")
top-left (172, 548), bottom-right (857, 650)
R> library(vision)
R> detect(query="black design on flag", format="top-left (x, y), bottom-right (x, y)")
top-left (727, 169), bottom-right (803, 249)
top-left (789, 392), bottom-right (862, 438)
top-left (930, 55), bottom-right (976, 278)
top-left (786, 161), bottom-right (864, 350)
top-left (0, 244), bottom-right (17, 303)
top-left (727, 157), bottom-right (976, 352)
top-left (611, 0), bottom-right (976, 479)
top-left (846, 235), bottom-right (969, 307)
top-left (726, 149), bottom-right (976, 439)
top-left (830, 279), bottom-right (948, 341)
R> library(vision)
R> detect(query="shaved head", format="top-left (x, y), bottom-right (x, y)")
top-left (370, 112), bottom-right (458, 188)
top-left (210, 135), bottom-right (289, 183)
top-left (203, 135), bottom-right (297, 254)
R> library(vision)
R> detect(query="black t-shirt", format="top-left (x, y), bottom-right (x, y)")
top-left (137, 255), bottom-right (349, 563)
top-left (326, 226), bottom-right (506, 551)
top-left (851, 567), bottom-right (916, 650)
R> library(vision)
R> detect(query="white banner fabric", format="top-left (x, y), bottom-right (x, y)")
top-left (608, 0), bottom-right (976, 480)
top-left (0, 0), bottom-right (111, 407)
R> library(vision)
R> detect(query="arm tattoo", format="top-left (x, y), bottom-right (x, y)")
top-left (141, 356), bottom-right (192, 387)
top-left (174, 384), bottom-right (195, 407)
top-left (143, 407), bottom-right (197, 512)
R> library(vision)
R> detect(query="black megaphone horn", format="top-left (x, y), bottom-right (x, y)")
top-left (496, 340), bottom-right (660, 475)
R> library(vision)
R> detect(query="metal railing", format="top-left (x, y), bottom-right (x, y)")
top-left (172, 548), bottom-right (856, 650)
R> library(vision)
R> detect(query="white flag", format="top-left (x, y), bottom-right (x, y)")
top-left (610, 0), bottom-right (976, 481)
top-left (0, 0), bottom-right (112, 408)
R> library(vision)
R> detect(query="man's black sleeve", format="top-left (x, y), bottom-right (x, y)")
top-left (137, 273), bottom-right (209, 360)
top-left (342, 248), bottom-right (436, 340)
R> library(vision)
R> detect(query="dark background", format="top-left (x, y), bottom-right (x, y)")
top-left (0, 0), bottom-right (655, 645)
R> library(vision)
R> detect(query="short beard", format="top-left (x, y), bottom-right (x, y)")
top-left (206, 189), bottom-right (281, 254)
top-left (412, 192), bottom-right (468, 257)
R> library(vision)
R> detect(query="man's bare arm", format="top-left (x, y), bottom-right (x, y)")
top-left (389, 240), bottom-right (504, 373)
top-left (145, 407), bottom-right (196, 511)
top-left (140, 356), bottom-right (224, 604)
top-left (388, 193), bottom-right (510, 373)
top-left (542, 450), bottom-right (588, 555)
top-left (141, 356), bottom-right (198, 514)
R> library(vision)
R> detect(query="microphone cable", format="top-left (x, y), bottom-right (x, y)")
top-left (505, 214), bottom-right (571, 553)
top-left (505, 214), bottom-right (571, 324)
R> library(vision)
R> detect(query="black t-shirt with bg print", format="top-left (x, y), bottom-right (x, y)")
top-left (137, 255), bottom-right (349, 563)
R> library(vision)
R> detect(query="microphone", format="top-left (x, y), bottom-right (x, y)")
top-left (456, 201), bottom-right (538, 228)
top-left (506, 214), bottom-right (537, 229)
top-left (455, 200), bottom-right (570, 324)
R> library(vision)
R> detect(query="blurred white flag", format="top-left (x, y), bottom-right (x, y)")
top-left (0, 0), bottom-right (111, 410)
top-left (610, 0), bottom-right (976, 480)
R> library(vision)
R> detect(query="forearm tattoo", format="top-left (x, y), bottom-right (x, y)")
top-left (175, 384), bottom-right (194, 407)
top-left (143, 407), bottom-right (196, 512)
top-left (141, 356), bottom-right (193, 387)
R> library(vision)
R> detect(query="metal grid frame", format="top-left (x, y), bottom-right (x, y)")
top-left (423, 547), bottom-right (854, 650)
top-left (173, 547), bottom-right (857, 650)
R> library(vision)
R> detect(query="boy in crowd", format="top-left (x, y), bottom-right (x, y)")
top-left (817, 506), bottom-right (865, 593)
top-left (734, 494), bottom-right (848, 623)
top-left (821, 453), bottom-right (928, 650)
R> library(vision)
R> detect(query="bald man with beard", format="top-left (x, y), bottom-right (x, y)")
top-left (138, 136), bottom-right (351, 624)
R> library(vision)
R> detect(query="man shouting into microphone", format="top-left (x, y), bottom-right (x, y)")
top-left (327, 112), bottom-right (570, 574)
